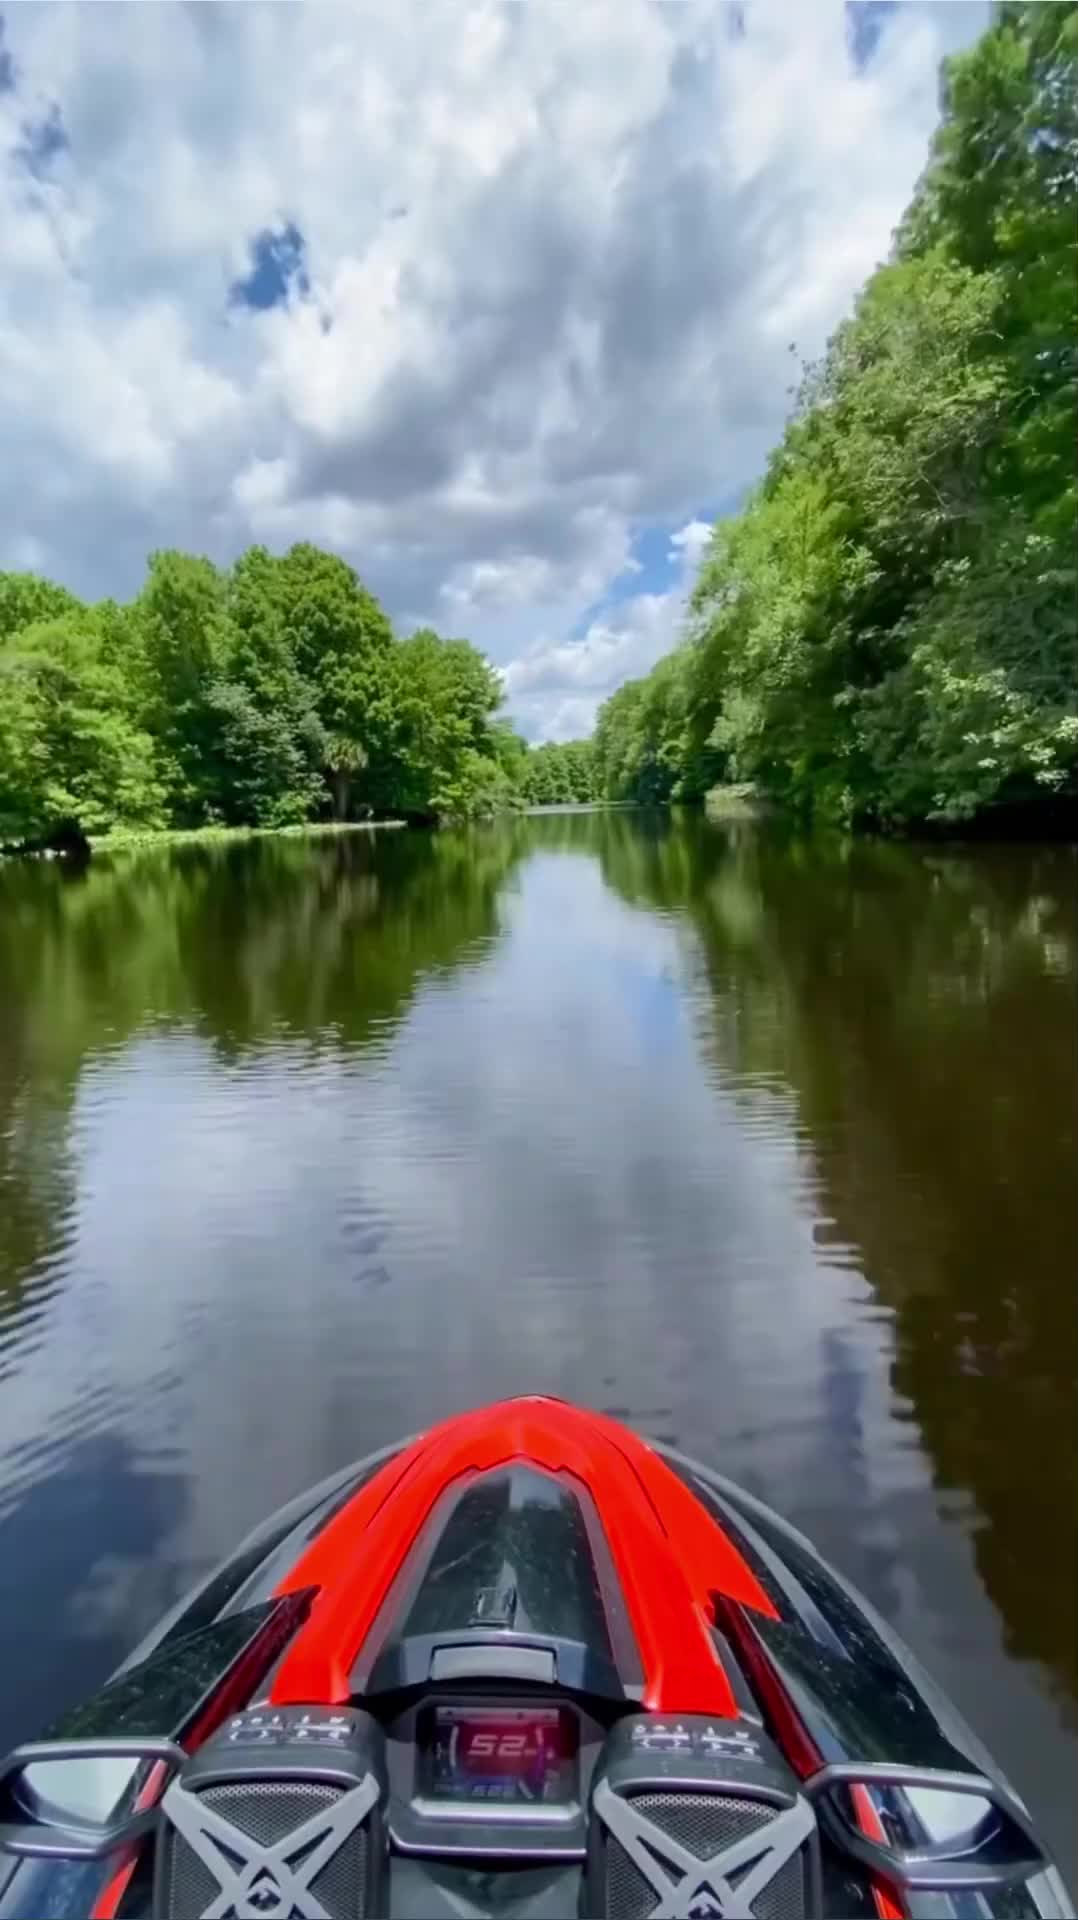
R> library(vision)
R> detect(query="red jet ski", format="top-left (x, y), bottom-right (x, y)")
top-left (0, 1397), bottom-right (1071, 1919)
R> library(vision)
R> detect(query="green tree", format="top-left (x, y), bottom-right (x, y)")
top-left (593, 681), bottom-right (645, 801)
top-left (0, 544), bottom-right (531, 848)
top-left (491, 721), bottom-right (532, 793)
top-left (131, 550), bottom-right (237, 823)
top-left (593, 657), bottom-right (700, 804)
top-left (0, 572), bottom-right (83, 641)
top-left (675, 2), bottom-right (1077, 827)
top-left (226, 543), bottom-right (395, 822)
top-left (521, 739), bottom-right (599, 805)
top-left (0, 610), bottom-right (163, 845)
top-left (383, 629), bottom-right (509, 820)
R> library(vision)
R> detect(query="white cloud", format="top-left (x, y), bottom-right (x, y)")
top-left (502, 519), bottom-right (711, 739)
top-left (0, 0), bottom-right (988, 738)
top-left (669, 519), bottom-right (713, 572)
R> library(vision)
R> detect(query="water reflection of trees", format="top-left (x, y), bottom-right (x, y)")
top-left (597, 813), bottom-right (1078, 1716)
top-left (2, 814), bottom-right (1075, 1714)
top-left (0, 827), bottom-right (524, 1330)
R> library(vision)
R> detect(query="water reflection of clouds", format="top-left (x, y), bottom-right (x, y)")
top-left (0, 1428), bottom-right (187, 1752)
top-left (2, 852), bottom-right (920, 1600)
top-left (3, 851), bottom-right (886, 1568)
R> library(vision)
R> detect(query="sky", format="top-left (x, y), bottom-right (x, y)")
top-left (0, 1), bottom-right (988, 742)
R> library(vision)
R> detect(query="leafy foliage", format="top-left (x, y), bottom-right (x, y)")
top-left (1, 547), bottom-right (528, 846)
top-left (0, 609), bottom-right (163, 845)
top-left (520, 739), bottom-right (598, 805)
top-left (594, 3), bottom-right (1077, 828)
top-left (592, 652), bottom-right (723, 806)
top-left (0, 573), bottom-right (82, 641)
top-left (380, 628), bottom-right (511, 820)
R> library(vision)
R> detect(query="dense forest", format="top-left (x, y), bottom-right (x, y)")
top-left (1, 4), bottom-right (1073, 852)
top-left (0, 537), bottom-right (604, 848)
top-left (593, 4), bottom-right (1077, 826)
top-left (0, 545), bottom-right (554, 847)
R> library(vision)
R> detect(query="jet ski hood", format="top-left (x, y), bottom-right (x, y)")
top-left (266, 1395), bottom-right (778, 1715)
top-left (0, 1396), bottom-right (1071, 1919)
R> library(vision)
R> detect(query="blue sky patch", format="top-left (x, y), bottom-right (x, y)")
top-left (621, 523), bottom-right (680, 598)
top-left (845, 2), bottom-right (898, 70)
top-left (571, 509), bottom-right (719, 638)
top-left (16, 102), bottom-right (69, 177)
top-left (230, 221), bottom-right (309, 311)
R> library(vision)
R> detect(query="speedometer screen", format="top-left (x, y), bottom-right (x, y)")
top-left (421, 1704), bottom-right (578, 1805)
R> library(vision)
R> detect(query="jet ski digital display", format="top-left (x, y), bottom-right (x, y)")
top-left (421, 1704), bottom-right (578, 1805)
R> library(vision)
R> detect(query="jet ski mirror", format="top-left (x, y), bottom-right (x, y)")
top-left (804, 1761), bottom-right (1050, 1895)
top-left (0, 1737), bottom-right (185, 1860)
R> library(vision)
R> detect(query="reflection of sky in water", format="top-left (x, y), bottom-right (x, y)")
top-left (0, 1428), bottom-right (188, 1742)
top-left (0, 834), bottom-right (1074, 1877)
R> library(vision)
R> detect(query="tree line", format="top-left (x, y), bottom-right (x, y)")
top-left (593, 4), bottom-right (1077, 827)
top-left (0, 544), bottom-right (588, 848)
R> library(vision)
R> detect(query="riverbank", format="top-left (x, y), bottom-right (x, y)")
top-left (702, 784), bottom-right (1078, 841)
top-left (93, 819), bottom-right (408, 855)
top-left (703, 783), bottom-right (774, 820)
top-left (0, 818), bottom-right (409, 863)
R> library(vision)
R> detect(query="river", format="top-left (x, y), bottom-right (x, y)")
top-left (1, 810), bottom-right (1075, 1877)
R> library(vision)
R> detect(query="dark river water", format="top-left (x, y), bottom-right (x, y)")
top-left (1, 811), bottom-right (1076, 1875)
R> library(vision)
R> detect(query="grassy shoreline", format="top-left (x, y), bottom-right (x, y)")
top-left (0, 819), bottom-right (409, 861)
top-left (91, 819), bottom-right (408, 854)
top-left (703, 783), bottom-right (774, 820)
